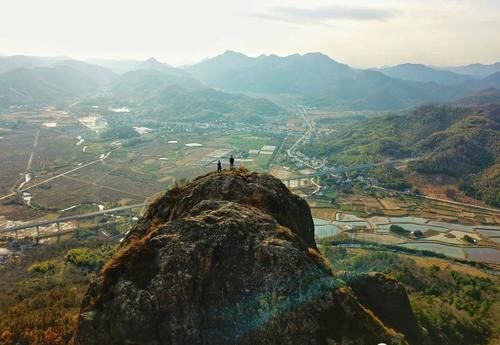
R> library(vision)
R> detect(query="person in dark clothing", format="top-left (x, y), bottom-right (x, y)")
top-left (217, 160), bottom-right (222, 173)
top-left (229, 155), bottom-right (235, 170)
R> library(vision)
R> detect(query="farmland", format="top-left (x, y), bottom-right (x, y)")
top-left (1, 105), bottom-right (499, 268)
top-left (0, 107), bottom-right (283, 225)
top-left (306, 186), bottom-right (500, 267)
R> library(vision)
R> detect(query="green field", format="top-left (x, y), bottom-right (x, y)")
top-left (325, 190), bottom-right (336, 200)
top-left (141, 163), bottom-right (161, 174)
top-left (226, 135), bottom-right (274, 151)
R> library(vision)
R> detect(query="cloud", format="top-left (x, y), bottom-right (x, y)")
top-left (245, 6), bottom-right (397, 24)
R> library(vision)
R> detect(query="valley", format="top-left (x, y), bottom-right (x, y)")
top-left (1, 98), bottom-right (499, 269)
top-left (2, 1), bottom-right (500, 344)
top-left (0, 53), bottom-right (499, 345)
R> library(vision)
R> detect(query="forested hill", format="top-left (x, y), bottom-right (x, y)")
top-left (308, 104), bottom-right (500, 206)
top-left (452, 88), bottom-right (500, 108)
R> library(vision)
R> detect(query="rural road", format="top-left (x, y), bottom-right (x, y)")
top-left (26, 128), bottom-right (40, 173)
top-left (311, 176), bottom-right (321, 195)
top-left (0, 149), bottom-right (118, 202)
top-left (372, 185), bottom-right (500, 214)
top-left (286, 106), bottom-right (320, 169)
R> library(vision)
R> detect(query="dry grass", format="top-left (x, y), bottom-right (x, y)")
top-left (95, 226), bottom-right (162, 306)
top-left (310, 208), bottom-right (335, 221)
top-left (275, 225), bottom-right (296, 240)
top-left (347, 247), bottom-right (490, 278)
top-left (306, 247), bottom-right (333, 271)
top-left (379, 198), bottom-right (401, 210)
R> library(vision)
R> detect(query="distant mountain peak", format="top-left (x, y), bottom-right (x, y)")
top-left (142, 57), bottom-right (168, 67)
top-left (135, 57), bottom-right (177, 72)
top-left (144, 57), bottom-right (161, 63)
top-left (385, 63), bottom-right (433, 70)
top-left (301, 52), bottom-right (345, 64)
top-left (303, 52), bottom-right (330, 59)
top-left (221, 50), bottom-right (248, 58)
top-left (400, 63), bottom-right (428, 67)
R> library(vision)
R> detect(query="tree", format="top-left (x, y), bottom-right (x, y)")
top-left (390, 225), bottom-right (410, 236)
top-left (102, 125), bottom-right (138, 140)
top-left (445, 188), bottom-right (457, 200)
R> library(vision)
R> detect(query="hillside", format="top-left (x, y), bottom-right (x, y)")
top-left (304, 104), bottom-right (500, 205)
top-left (0, 56), bottom-right (115, 85)
top-left (378, 63), bottom-right (471, 85)
top-left (452, 88), bottom-right (500, 107)
top-left (89, 57), bottom-right (190, 76)
top-left (303, 71), bottom-right (467, 110)
top-left (0, 68), bottom-right (71, 106)
top-left (143, 86), bottom-right (284, 122)
top-left (0, 55), bottom-right (67, 74)
top-left (410, 105), bottom-right (500, 176)
top-left (110, 69), bottom-right (201, 98)
top-left (54, 59), bottom-right (116, 84)
top-left (457, 72), bottom-right (500, 91)
top-left (0, 64), bottom-right (113, 107)
top-left (74, 169), bottom-right (419, 345)
top-left (303, 105), bottom-right (469, 162)
top-left (481, 72), bottom-right (500, 89)
top-left (110, 68), bottom-right (285, 123)
top-left (441, 63), bottom-right (500, 78)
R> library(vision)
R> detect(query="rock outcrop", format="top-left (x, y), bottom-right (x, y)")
top-left (348, 272), bottom-right (423, 345)
top-left (124, 168), bottom-right (317, 249)
top-left (74, 169), bottom-right (417, 345)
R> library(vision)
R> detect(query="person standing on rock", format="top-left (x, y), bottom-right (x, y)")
top-left (217, 160), bottom-right (222, 173)
top-left (229, 155), bottom-right (235, 170)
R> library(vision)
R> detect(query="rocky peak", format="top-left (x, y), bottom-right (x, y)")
top-left (74, 169), bottom-right (419, 345)
top-left (124, 169), bottom-right (317, 249)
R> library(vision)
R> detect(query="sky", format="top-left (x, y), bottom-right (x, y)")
top-left (1, 0), bottom-right (499, 67)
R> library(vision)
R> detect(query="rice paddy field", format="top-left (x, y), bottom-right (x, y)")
top-left (305, 189), bottom-right (500, 265)
top-left (464, 247), bottom-right (500, 264)
top-left (314, 224), bottom-right (341, 239)
top-left (398, 242), bottom-right (466, 259)
top-left (378, 223), bottom-right (449, 233)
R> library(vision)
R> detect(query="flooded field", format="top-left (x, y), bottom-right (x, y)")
top-left (464, 247), bottom-right (500, 264)
top-left (308, 199), bottom-right (500, 265)
top-left (313, 218), bottom-right (341, 238)
top-left (378, 223), bottom-right (449, 233)
top-left (398, 242), bottom-right (466, 259)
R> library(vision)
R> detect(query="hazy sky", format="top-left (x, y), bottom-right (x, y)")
top-left (1, 0), bottom-right (499, 67)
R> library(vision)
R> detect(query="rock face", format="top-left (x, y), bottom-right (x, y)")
top-left (125, 169), bottom-right (317, 249)
top-left (348, 273), bottom-right (423, 345)
top-left (74, 169), bottom-right (417, 345)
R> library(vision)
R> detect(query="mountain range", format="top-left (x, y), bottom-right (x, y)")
top-left (185, 51), bottom-right (354, 95)
top-left (1, 52), bottom-right (500, 113)
top-left (0, 55), bottom-right (283, 121)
